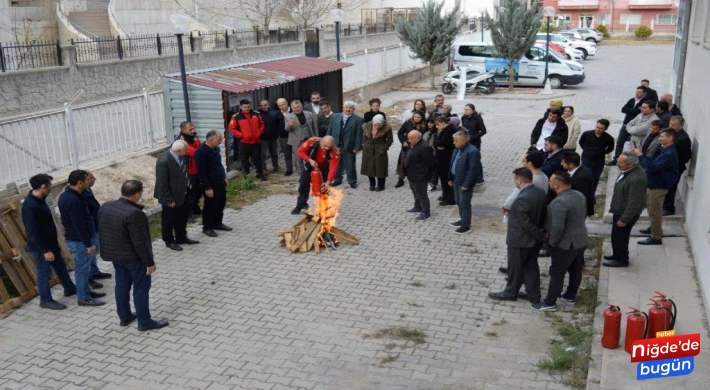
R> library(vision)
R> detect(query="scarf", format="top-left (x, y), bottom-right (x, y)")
top-left (179, 132), bottom-right (196, 144)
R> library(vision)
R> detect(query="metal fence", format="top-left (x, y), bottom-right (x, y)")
top-left (73, 34), bottom-right (196, 63)
top-left (0, 40), bottom-right (62, 72)
top-left (0, 88), bottom-right (166, 186)
top-left (320, 23), bottom-right (396, 38)
top-left (342, 44), bottom-right (422, 88)
top-left (198, 31), bottom-right (229, 51)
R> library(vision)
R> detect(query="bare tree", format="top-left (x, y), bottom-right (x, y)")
top-left (281, 0), bottom-right (368, 28)
top-left (239, 0), bottom-right (283, 33)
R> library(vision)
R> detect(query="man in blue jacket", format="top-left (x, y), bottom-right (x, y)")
top-left (448, 131), bottom-right (482, 235)
top-left (58, 170), bottom-right (105, 306)
top-left (22, 174), bottom-right (76, 310)
top-left (633, 129), bottom-right (678, 245)
top-left (195, 130), bottom-right (232, 237)
top-left (82, 171), bottom-right (112, 284)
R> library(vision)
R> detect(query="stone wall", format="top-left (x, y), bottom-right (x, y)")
top-left (320, 32), bottom-right (400, 59)
top-left (0, 39), bottom-right (304, 117)
top-left (344, 62), bottom-right (446, 103)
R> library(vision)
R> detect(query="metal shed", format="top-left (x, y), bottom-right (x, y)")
top-left (162, 56), bottom-right (352, 165)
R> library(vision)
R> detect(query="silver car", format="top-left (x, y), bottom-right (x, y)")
top-left (564, 28), bottom-right (604, 43)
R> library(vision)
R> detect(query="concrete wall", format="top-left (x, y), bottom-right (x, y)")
top-left (0, 39), bottom-right (304, 117)
top-left (320, 31), bottom-right (400, 58)
top-left (344, 62), bottom-right (446, 103)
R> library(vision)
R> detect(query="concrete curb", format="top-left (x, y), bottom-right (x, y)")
top-left (587, 239), bottom-right (611, 389)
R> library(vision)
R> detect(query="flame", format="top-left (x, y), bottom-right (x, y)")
top-left (309, 187), bottom-right (343, 236)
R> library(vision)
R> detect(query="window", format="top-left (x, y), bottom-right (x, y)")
top-left (620, 14), bottom-right (642, 25)
top-left (657, 14), bottom-right (678, 25)
top-left (526, 47), bottom-right (546, 61)
top-left (597, 14), bottom-right (610, 26)
top-left (458, 45), bottom-right (492, 57)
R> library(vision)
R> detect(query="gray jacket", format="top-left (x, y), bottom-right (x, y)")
top-left (546, 189), bottom-right (589, 250)
top-left (507, 185), bottom-right (547, 248)
top-left (626, 112), bottom-right (659, 150)
top-left (285, 111), bottom-right (317, 147)
top-left (154, 149), bottom-right (188, 208)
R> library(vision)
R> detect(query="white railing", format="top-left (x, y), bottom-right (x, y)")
top-left (0, 89), bottom-right (166, 186)
top-left (342, 43), bottom-right (422, 88)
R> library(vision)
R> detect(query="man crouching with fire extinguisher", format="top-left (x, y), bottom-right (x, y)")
top-left (291, 136), bottom-right (341, 215)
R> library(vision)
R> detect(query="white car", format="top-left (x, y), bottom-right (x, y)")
top-left (536, 33), bottom-right (597, 59)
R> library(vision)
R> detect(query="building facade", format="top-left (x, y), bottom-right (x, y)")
top-left (540, 0), bottom-right (680, 31)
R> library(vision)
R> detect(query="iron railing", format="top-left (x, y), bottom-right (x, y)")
top-left (0, 40), bottom-right (62, 72)
top-left (198, 30), bottom-right (229, 50)
top-left (321, 22), bottom-right (396, 37)
top-left (73, 33), bottom-right (197, 63)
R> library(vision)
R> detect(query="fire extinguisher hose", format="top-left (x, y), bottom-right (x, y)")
top-left (642, 311), bottom-right (649, 338)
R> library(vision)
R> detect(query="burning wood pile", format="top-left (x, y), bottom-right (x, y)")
top-left (278, 188), bottom-right (359, 253)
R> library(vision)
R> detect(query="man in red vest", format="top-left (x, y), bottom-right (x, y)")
top-left (292, 136), bottom-right (340, 215)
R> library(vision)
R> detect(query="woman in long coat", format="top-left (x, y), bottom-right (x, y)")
top-left (361, 114), bottom-right (393, 191)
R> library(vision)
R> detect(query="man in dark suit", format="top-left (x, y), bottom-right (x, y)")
top-left (610, 86), bottom-right (647, 165)
top-left (603, 153), bottom-right (647, 267)
top-left (154, 140), bottom-right (200, 251)
top-left (327, 101), bottom-right (365, 188)
top-left (489, 167), bottom-right (547, 303)
top-left (303, 91), bottom-right (322, 115)
top-left (541, 135), bottom-right (564, 178)
top-left (404, 130), bottom-right (436, 221)
top-left (562, 152), bottom-right (595, 217)
top-left (641, 79), bottom-right (658, 103)
top-left (661, 94), bottom-right (682, 117)
top-left (663, 116), bottom-right (692, 216)
top-left (532, 171), bottom-right (588, 311)
top-left (195, 130), bottom-right (232, 237)
top-left (530, 109), bottom-right (569, 152)
top-left (448, 131), bottom-right (482, 234)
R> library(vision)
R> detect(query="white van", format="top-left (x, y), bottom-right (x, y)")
top-left (450, 42), bottom-right (585, 89)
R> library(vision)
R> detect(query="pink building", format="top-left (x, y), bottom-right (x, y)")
top-left (539, 0), bottom-right (680, 32)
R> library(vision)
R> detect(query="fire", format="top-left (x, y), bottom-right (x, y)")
top-left (310, 187), bottom-right (343, 237)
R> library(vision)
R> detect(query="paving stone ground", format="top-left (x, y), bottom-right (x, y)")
top-left (0, 44), bottom-right (688, 390)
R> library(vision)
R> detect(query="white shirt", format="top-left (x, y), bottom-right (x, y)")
top-left (537, 120), bottom-right (557, 150)
top-left (617, 167), bottom-right (633, 183)
top-left (568, 167), bottom-right (579, 177)
top-left (311, 105), bottom-right (320, 115)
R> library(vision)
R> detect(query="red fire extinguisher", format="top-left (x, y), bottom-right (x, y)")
top-left (647, 299), bottom-right (674, 338)
top-left (624, 307), bottom-right (648, 354)
top-left (602, 305), bottom-right (621, 349)
top-left (651, 291), bottom-right (677, 330)
top-left (310, 168), bottom-right (323, 196)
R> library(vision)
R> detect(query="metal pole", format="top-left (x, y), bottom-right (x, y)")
top-left (335, 21), bottom-right (341, 61)
top-left (480, 16), bottom-right (484, 41)
top-left (544, 17), bottom-right (550, 86)
top-left (176, 33), bottom-right (191, 122)
top-left (63, 90), bottom-right (84, 169)
top-left (675, 0), bottom-right (692, 108)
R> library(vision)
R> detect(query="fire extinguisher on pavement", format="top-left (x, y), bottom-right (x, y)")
top-left (602, 305), bottom-right (621, 349)
top-left (624, 307), bottom-right (648, 354)
top-left (651, 291), bottom-right (677, 331)
top-left (647, 299), bottom-right (674, 338)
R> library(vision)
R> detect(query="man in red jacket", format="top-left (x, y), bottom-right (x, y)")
top-left (229, 99), bottom-right (266, 180)
top-left (292, 136), bottom-right (341, 215)
top-left (177, 121), bottom-right (203, 216)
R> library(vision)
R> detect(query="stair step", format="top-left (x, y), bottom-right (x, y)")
top-left (68, 11), bottom-right (113, 38)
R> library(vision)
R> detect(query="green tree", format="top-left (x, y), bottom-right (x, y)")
top-left (486, 1), bottom-right (541, 91)
top-left (394, 0), bottom-right (464, 89)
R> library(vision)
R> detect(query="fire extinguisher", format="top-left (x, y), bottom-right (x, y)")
top-left (651, 291), bottom-right (677, 330)
top-left (647, 299), bottom-right (674, 338)
top-left (602, 305), bottom-right (621, 349)
top-left (310, 168), bottom-right (323, 196)
top-left (624, 307), bottom-right (649, 354)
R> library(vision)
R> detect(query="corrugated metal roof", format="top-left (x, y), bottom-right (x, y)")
top-left (169, 56), bottom-right (352, 94)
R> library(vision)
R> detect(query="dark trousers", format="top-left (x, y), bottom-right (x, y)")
top-left (613, 125), bottom-right (629, 160)
top-left (438, 170), bottom-right (454, 203)
top-left (409, 181), bottom-right (430, 214)
top-left (202, 182), bottom-right (226, 229)
top-left (261, 139), bottom-right (280, 170)
top-left (454, 184), bottom-right (473, 228)
top-left (583, 159), bottom-right (605, 193)
top-left (297, 168), bottom-right (326, 208)
top-left (334, 150), bottom-right (358, 185)
top-left (545, 245), bottom-right (585, 304)
top-left (113, 261), bottom-right (152, 326)
top-left (504, 244), bottom-right (542, 300)
top-left (239, 142), bottom-right (263, 176)
top-left (611, 213), bottom-right (639, 264)
top-left (472, 143), bottom-right (484, 183)
top-left (161, 198), bottom-right (190, 244)
top-left (189, 175), bottom-right (202, 213)
top-left (31, 249), bottom-right (76, 303)
top-left (278, 137), bottom-right (293, 172)
top-left (663, 170), bottom-right (683, 212)
top-left (368, 177), bottom-right (386, 188)
top-left (396, 146), bottom-right (408, 179)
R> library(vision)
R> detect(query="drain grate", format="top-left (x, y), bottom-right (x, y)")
top-left (472, 204), bottom-right (502, 218)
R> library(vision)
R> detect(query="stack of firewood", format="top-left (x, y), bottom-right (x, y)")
top-left (277, 214), bottom-right (359, 253)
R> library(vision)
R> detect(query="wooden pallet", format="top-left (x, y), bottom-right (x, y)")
top-left (277, 214), bottom-right (359, 253)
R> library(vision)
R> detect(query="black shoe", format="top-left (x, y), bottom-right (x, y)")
top-left (166, 242), bottom-right (183, 251)
top-left (291, 206), bottom-right (305, 215)
top-left (284, 170), bottom-right (293, 177)
top-left (375, 187), bottom-right (384, 192)
top-left (215, 224), bottom-right (233, 231)
top-left (40, 300), bottom-right (67, 310)
top-left (259, 176), bottom-right (267, 182)
top-left (559, 296), bottom-right (576, 304)
top-left (498, 267), bottom-right (508, 274)
top-left (90, 291), bottom-right (106, 298)
top-left (663, 209), bottom-right (675, 216)
top-left (518, 292), bottom-right (532, 301)
top-left (437, 196), bottom-right (444, 201)
top-left (93, 271), bottom-right (112, 280)
top-left (331, 180), bottom-right (342, 186)
top-left (538, 249), bottom-right (550, 257)
top-left (639, 227), bottom-right (651, 234)
top-left (407, 208), bottom-right (423, 213)
top-left (603, 260), bottom-right (629, 267)
top-left (415, 213), bottom-right (431, 221)
top-left (350, 183), bottom-right (358, 189)
top-left (120, 313), bottom-right (137, 327)
top-left (638, 237), bottom-right (662, 245)
top-left (63, 289), bottom-right (77, 297)
top-left (78, 299), bottom-right (106, 307)
top-left (449, 220), bottom-right (463, 227)
top-left (439, 201), bottom-right (453, 206)
top-left (531, 301), bottom-right (558, 311)
top-left (203, 229), bottom-right (218, 237)
top-left (454, 226), bottom-right (472, 234)
top-left (606, 159), bottom-right (617, 166)
top-left (395, 179), bottom-right (405, 188)
top-left (138, 319), bottom-right (169, 332)
top-left (177, 238), bottom-right (200, 245)
top-left (488, 292), bottom-right (517, 301)
top-left (369, 185), bottom-right (376, 191)
top-left (192, 209), bottom-right (202, 216)
top-left (603, 255), bottom-right (616, 261)
top-left (89, 280), bottom-right (103, 289)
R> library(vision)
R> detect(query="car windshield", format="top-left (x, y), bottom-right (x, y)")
top-left (535, 45), bottom-right (565, 61)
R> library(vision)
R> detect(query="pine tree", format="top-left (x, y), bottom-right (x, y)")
top-left (486, 1), bottom-right (541, 91)
top-left (394, 0), bottom-right (464, 89)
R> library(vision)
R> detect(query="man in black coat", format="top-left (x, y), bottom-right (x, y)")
top-left (195, 130), bottom-right (232, 237)
top-left (258, 100), bottom-right (284, 172)
top-left (21, 174), bottom-right (76, 310)
top-left (610, 86), bottom-right (648, 165)
top-left (663, 116), bottom-right (692, 215)
top-left (542, 135), bottom-right (564, 178)
top-left (154, 140), bottom-right (200, 251)
top-left (404, 130), bottom-right (436, 221)
top-left (99, 180), bottom-right (168, 331)
top-left (641, 79), bottom-right (658, 103)
top-left (530, 109), bottom-right (568, 152)
top-left (562, 152), bottom-right (595, 217)
top-left (82, 172), bottom-right (112, 283)
top-left (489, 167), bottom-right (547, 303)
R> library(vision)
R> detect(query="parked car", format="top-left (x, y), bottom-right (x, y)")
top-left (535, 33), bottom-right (597, 59)
top-left (558, 31), bottom-right (583, 40)
top-left (564, 28), bottom-right (604, 43)
top-left (535, 40), bottom-right (585, 61)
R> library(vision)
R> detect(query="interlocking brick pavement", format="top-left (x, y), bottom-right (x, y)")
top-left (0, 45), bottom-right (676, 389)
